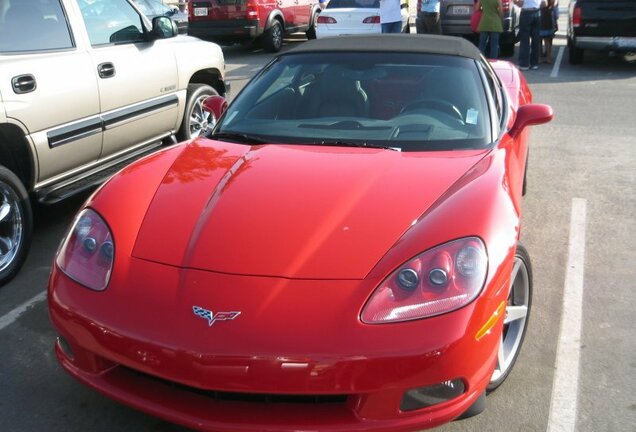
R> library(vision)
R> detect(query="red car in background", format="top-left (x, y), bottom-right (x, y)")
top-left (188, 0), bottom-right (321, 51)
top-left (48, 35), bottom-right (553, 431)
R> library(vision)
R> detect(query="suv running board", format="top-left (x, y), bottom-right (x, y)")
top-left (36, 141), bottom-right (166, 205)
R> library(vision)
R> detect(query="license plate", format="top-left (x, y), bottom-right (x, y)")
top-left (451, 5), bottom-right (471, 15)
top-left (194, 7), bottom-right (208, 16)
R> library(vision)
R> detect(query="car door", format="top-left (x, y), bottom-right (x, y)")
top-left (80, 0), bottom-right (179, 159)
top-left (0, 0), bottom-right (102, 183)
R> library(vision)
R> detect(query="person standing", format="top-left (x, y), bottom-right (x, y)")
top-left (540, 0), bottom-right (558, 63)
top-left (477, 0), bottom-right (503, 58)
top-left (515, 0), bottom-right (545, 70)
top-left (379, 0), bottom-right (403, 33)
top-left (419, 0), bottom-right (441, 34)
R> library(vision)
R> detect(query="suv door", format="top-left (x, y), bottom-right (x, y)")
top-left (0, 0), bottom-right (102, 182)
top-left (79, 0), bottom-right (179, 159)
top-left (294, 0), bottom-right (312, 27)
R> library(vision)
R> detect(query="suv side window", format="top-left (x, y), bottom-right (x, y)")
top-left (80, 0), bottom-right (145, 46)
top-left (0, 0), bottom-right (73, 53)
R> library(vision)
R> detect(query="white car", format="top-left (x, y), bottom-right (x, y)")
top-left (316, 0), bottom-right (410, 38)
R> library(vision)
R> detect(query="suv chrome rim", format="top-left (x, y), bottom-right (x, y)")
top-left (272, 25), bottom-right (282, 49)
top-left (189, 95), bottom-right (216, 139)
top-left (490, 256), bottom-right (530, 383)
top-left (0, 182), bottom-right (23, 273)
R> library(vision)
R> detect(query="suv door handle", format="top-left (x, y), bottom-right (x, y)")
top-left (11, 75), bottom-right (37, 94)
top-left (97, 62), bottom-right (116, 79)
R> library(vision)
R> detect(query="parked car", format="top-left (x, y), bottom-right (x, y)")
top-left (134, 0), bottom-right (189, 34)
top-left (0, 0), bottom-right (227, 286)
top-left (316, 0), bottom-right (410, 38)
top-left (416, 0), bottom-right (520, 57)
top-left (48, 34), bottom-right (553, 431)
top-left (188, 0), bottom-right (321, 52)
top-left (567, 0), bottom-right (636, 64)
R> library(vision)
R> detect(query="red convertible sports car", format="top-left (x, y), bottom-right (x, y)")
top-left (48, 35), bottom-right (553, 431)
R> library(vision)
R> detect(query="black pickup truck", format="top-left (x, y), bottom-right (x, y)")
top-left (567, 0), bottom-right (636, 64)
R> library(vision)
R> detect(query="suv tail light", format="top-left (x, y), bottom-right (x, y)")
top-left (317, 16), bottom-right (337, 24)
top-left (572, 5), bottom-right (581, 27)
top-left (246, 0), bottom-right (258, 19)
top-left (362, 16), bottom-right (380, 24)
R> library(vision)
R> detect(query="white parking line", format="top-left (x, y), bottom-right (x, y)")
top-left (547, 198), bottom-right (587, 432)
top-left (0, 291), bottom-right (47, 332)
top-left (550, 46), bottom-right (565, 78)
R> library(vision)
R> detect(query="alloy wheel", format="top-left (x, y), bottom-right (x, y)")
top-left (0, 182), bottom-right (23, 273)
top-left (188, 95), bottom-right (216, 139)
top-left (490, 254), bottom-right (530, 384)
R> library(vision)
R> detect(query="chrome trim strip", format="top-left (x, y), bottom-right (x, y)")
top-left (47, 117), bottom-right (103, 148)
top-left (102, 94), bottom-right (179, 130)
top-left (46, 94), bottom-right (179, 148)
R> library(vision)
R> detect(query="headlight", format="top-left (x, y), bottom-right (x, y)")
top-left (56, 209), bottom-right (114, 291)
top-left (361, 237), bottom-right (487, 324)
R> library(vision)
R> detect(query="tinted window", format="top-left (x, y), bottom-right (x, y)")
top-left (80, 0), bottom-right (145, 46)
top-left (215, 52), bottom-right (491, 152)
top-left (326, 0), bottom-right (381, 8)
top-left (0, 0), bottom-right (73, 53)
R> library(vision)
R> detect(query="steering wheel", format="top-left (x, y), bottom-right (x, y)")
top-left (400, 99), bottom-right (464, 122)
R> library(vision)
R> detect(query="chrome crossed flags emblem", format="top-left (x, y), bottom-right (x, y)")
top-left (192, 306), bottom-right (241, 326)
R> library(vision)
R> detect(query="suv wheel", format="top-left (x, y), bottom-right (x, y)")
top-left (568, 38), bottom-right (584, 65)
top-left (306, 13), bottom-right (317, 40)
top-left (0, 166), bottom-right (32, 286)
top-left (263, 20), bottom-right (283, 52)
top-left (178, 84), bottom-right (219, 140)
top-left (500, 41), bottom-right (515, 58)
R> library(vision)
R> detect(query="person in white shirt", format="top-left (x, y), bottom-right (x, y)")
top-left (380, 0), bottom-right (402, 33)
top-left (515, 0), bottom-right (546, 70)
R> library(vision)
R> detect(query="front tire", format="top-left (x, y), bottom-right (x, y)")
top-left (487, 243), bottom-right (532, 392)
top-left (262, 20), bottom-right (283, 52)
top-left (0, 166), bottom-right (32, 286)
top-left (178, 84), bottom-right (218, 141)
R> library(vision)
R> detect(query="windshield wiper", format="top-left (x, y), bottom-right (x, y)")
top-left (209, 132), bottom-right (269, 145)
top-left (315, 140), bottom-right (401, 152)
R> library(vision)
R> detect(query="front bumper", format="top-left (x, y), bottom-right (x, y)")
top-left (48, 258), bottom-right (505, 431)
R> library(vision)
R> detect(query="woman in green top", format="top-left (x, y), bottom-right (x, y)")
top-left (477, 0), bottom-right (504, 58)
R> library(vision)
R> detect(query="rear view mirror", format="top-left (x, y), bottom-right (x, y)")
top-left (509, 103), bottom-right (553, 138)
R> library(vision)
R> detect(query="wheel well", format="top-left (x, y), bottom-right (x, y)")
top-left (266, 12), bottom-right (284, 31)
top-left (189, 69), bottom-right (227, 97)
top-left (0, 124), bottom-right (34, 191)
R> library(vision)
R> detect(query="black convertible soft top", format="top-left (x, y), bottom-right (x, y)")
top-left (287, 34), bottom-right (482, 61)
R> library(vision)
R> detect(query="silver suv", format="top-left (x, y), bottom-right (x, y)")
top-left (0, 0), bottom-right (227, 285)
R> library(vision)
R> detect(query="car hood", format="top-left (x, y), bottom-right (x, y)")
top-left (132, 140), bottom-right (487, 279)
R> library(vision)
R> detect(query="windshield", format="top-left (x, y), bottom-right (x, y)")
top-left (215, 52), bottom-right (491, 152)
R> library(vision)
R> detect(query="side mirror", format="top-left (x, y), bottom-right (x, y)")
top-left (202, 95), bottom-right (228, 123)
top-left (509, 103), bottom-right (553, 138)
top-left (151, 16), bottom-right (177, 39)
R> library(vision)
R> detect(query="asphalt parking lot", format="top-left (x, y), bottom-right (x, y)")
top-left (1, 10), bottom-right (635, 432)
